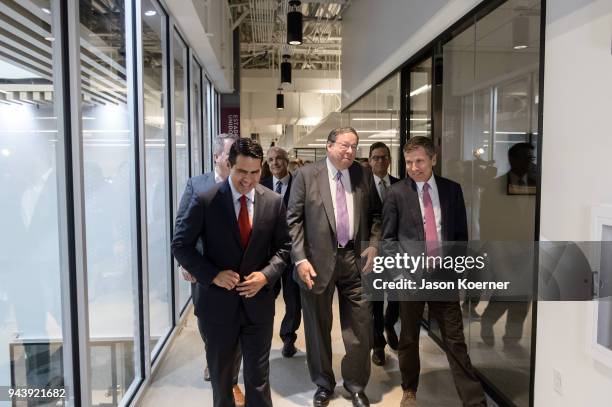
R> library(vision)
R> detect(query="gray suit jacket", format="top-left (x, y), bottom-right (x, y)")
top-left (287, 159), bottom-right (382, 294)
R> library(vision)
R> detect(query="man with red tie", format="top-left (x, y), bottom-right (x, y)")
top-left (381, 136), bottom-right (486, 407)
top-left (172, 138), bottom-right (291, 407)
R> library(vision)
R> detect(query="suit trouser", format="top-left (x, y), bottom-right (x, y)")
top-left (273, 266), bottom-right (302, 344)
top-left (372, 299), bottom-right (399, 349)
top-left (398, 301), bottom-right (486, 407)
top-left (192, 283), bottom-right (242, 385)
top-left (300, 248), bottom-right (371, 393)
top-left (203, 309), bottom-right (274, 407)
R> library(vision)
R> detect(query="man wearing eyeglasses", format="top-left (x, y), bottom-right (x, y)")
top-left (368, 142), bottom-right (400, 366)
top-left (287, 127), bottom-right (381, 407)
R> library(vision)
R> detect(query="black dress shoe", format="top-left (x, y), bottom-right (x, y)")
top-left (371, 348), bottom-right (385, 366)
top-left (350, 392), bottom-right (370, 407)
top-left (282, 341), bottom-right (298, 358)
top-left (313, 387), bottom-right (333, 407)
top-left (385, 325), bottom-right (399, 350)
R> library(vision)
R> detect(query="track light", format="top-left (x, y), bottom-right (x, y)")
top-left (287, 1), bottom-right (303, 45)
top-left (513, 15), bottom-right (529, 50)
top-left (281, 55), bottom-right (292, 85)
top-left (276, 90), bottom-right (284, 110)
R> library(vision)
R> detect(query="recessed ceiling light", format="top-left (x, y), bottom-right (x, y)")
top-left (44, 37), bottom-right (55, 42)
top-left (41, 7), bottom-right (51, 14)
top-left (513, 45), bottom-right (528, 50)
top-left (145, 10), bottom-right (157, 16)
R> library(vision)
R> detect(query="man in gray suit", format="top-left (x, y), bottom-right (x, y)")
top-left (175, 133), bottom-right (244, 404)
top-left (287, 127), bottom-right (382, 407)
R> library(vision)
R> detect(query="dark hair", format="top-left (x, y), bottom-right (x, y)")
top-left (327, 127), bottom-right (359, 143)
top-left (403, 136), bottom-right (435, 158)
top-left (508, 142), bottom-right (534, 160)
top-left (228, 138), bottom-right (264, 167)
top-left (369, 142), bottom-right (391, 158)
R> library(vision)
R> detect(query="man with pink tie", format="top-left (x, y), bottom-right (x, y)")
top-left (381, 136), bottom-right (486, 407)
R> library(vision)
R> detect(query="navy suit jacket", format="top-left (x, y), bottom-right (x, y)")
top-left (171, 179), bottom-right (291, 324)
top-left (260, 174), bottom-right (293, 207)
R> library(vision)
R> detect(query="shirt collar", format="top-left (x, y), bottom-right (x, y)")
top-left (373, 173), bottom-right (390, 186)
top-left (214, 169), bottom-right (223, 184)
top-left (326, 157), bottom-right (349, 181)
top-left (273, 172), bottom-right (291, 186)
top-left (228, 178), bottom-right (255, 203)
top-left (415, 174), bottom-right (437, 193)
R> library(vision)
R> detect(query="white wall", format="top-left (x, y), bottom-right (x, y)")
top-left (536, 0), bottom-right (612, 405)
top-left (341, 0), bottom-right (483, 107)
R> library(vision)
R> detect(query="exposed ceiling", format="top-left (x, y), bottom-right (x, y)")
top-left (228, 0), bottom-right (349, 72)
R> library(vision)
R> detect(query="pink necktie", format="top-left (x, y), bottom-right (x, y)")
top-left (422, 183), bottom-right (438, 255)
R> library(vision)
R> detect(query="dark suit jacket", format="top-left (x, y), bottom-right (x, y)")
top-left (260, 174), bottom-right (293, 207)
top-left (287, 159), bottom-right (382, 294)
top-left (171, 180), bottom-right (291, 324)
top-left (382, 175), bottom-right (467, 243)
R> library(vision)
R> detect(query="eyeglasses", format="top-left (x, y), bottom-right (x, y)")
top-left (334, 142), bottom-right (358, 151)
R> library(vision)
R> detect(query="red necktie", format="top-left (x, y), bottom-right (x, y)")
top-left (423, 183), bottom-right (439, 255)
top-left (238, 195), bottom-right (251, 249)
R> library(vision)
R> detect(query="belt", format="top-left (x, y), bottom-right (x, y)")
top-left (337, 240), bottom-right (355, 250)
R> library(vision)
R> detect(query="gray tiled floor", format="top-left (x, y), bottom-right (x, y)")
top-left (139, 295), bottom-right (495, 406)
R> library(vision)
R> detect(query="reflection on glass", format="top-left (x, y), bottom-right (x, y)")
top-left (78, 0), bottom-right (138, 404)
top-left (345, 73), bottom-right (400, 177)
top-left (441, 1), bottom-right (541, 405)
top-left (191, 58), bottom-right (202, 176)
top-left (173, 32), bottom-right (191, 311)
top-left (0, 1), bottom-right (66, 400)
top-left (203, 78), bottom-right (211, 172)
top-left (142, 0), bottom-right (172, 355)
top-left (409, 58), bottom-right (432, 138)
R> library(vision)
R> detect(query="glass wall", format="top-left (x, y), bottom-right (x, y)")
top-left (1, 0), bottom-right (218, 403)
top-left (78, 0), bottom-right (139, 404)
top-left (141, 0), bottom-right (172, 356)
top-left (440, 1), bottom-right (541, 405)
top-left (343, 73), bottom-right (401, 177)
top-left (191, 58), bottom-right (202, 176)
top-left (0, 0), bottom-right (67, 401)
top-left (172, 31), bottom-right (190, 312)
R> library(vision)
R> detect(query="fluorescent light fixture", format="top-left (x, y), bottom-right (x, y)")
top-left (355, 129), bottom-right (396, 134)
top-left (351, 118), bottom-right (398, 121)
top-left (145, 10), bottom-right (157, 16)
top-left (410, 84), bottom-right (431, 97)
top-left (44, 37), bottom-right (55, 42)
top-left (41, 7), bottom-right (51, 14)
top-left (410, 118), bottom-right (429, 121)
top-left (318, 89), bottom-right (341, 94)
top-left (409, 130), bottom-right (429, 134)
top-left (296, 116), bottom-right (321, 126)
top-left (307, 143), bottom-right (327, 147)
top-left (513, 45), bottom-right (528, 50)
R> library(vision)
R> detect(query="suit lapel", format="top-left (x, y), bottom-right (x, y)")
top-left (316, 160), bottom-right (337, 236)
top-left (349, 164), bottom-right (362, 240)
top-left (219, 180), bottom-right (242, 248)
top-left (435, 176), bottom-right (449, 240)
top-left (407, 179), bottom-right (425, 240)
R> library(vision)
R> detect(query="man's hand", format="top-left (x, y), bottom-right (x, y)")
top-left (360, 246), bottom-right (378, 274)
top-left (237, 272), bottom-right (268, 298)
top-left (212, 270), bottom-right (240, 290)
top-left (179, 266), bottom-right (197, 283)
top-left (297, 260), bottom-right (317, 290)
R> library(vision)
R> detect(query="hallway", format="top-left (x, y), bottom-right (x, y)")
top-left (140, 296), bottom-right (496, 406)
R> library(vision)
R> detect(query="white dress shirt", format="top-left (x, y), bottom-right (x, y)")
top-left (228, 178), bottom-right (255, 225)
top-left (415, 175), bottom-right (442, 241)
top-left (373, 173), bottom-right (391, 201)
top-left (326, 157), bottom-right (355, 240)
top-left (272, 173), bottom-right (291, 198)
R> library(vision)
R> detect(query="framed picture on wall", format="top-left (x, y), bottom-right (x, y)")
top-left (587, 205), bottom-right (612, 367)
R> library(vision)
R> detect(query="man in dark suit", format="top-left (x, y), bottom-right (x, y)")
top-left (287, 127), bottom-right (381, 407)
top-left (367, 142), bottom-right (400, 366)
top-left (172, 138), bottom-right (291, 407)
top-left (260, 146), bottom-right (301, 358)
top-left (382, 136), bottom-right (486, 407)
top-left (175, 133), bottom-right (244, 401)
